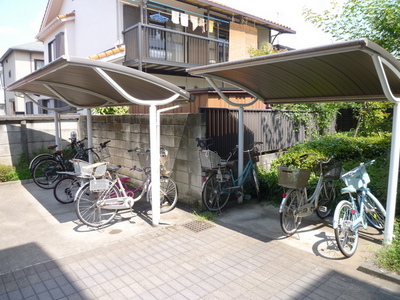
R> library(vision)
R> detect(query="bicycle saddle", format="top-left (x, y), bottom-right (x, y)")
top-left (107, 165), bottom-right (121, 172)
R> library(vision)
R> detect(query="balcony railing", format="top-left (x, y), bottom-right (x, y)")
top-left (123, 23), bottom-right (229, 70)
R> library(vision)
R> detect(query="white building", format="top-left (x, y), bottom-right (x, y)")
top-left (0, 42), bottom-right (70, 115)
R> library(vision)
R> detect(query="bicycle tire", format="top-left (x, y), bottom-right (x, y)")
top-left (75, 179), bottom-right (120, 227)
top-left (252, 166), bottom-right (260, 200)
top-left (147, 176), bottom-right (179, 213)
top-left (32, 158), bottom-right (64, 189)
top-left (364, 193), bottom-right (386, 230)
top-left (29, 154), bottom-right (53, 173)
top-left (316, 180), bottom-right (336, 219)
top-left (202, 171), bottom-right (233, 212)
top-left (280, 189), bottom-right (304, 235)
top-left (334, 200), bottom-right (359, 257)
top-left (53, 177), bottom-right (81, 204)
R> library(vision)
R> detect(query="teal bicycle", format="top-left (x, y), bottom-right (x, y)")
top-left (333, 159), bottom-right (386, 257)
top-left (197, 138), bottom-right (263, 211)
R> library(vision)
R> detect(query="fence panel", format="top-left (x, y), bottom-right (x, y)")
top-left (199, 108), bottom-right (316, 158)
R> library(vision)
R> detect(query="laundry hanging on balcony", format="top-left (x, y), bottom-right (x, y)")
top-left (171, 10), bottom-right (179, 24)
top-left (180, 13), bottom-right (189, 27)
top-left (198, 18), bottom-right (205, 32)
top-left (190, 15), bottom-right (198, 30)
top-left (208, 20), bottom-right (214, 33)
top-left (150, 12), bottom-right (169, 23)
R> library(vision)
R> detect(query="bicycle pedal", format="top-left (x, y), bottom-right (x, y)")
top-left (318, 206), bottom-right (327, 213)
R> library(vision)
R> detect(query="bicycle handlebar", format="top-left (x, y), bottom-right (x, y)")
top-left (300, 153), bottom-right (335, 164)
top-left (341, 159), bottom-right (375, 178)
top-left (100, 140), bottom-right (111, 148)
top-left (196, 137), bottom-right (213, 150)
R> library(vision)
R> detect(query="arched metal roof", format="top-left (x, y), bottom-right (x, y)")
top-left (7, 55), bottom-right (195, 108)
top-left (188, 39), bottom-right (400, 104)
top-left (188, 39), bottom-right (400, 245)
top-left (7, 55), bottom-right (195, 227)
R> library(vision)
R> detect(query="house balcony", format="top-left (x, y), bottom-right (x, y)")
top-left (123, 23), bottom-right (229, 75)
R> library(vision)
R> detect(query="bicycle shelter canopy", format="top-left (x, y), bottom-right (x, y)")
top-left (188, 39), bottom-right (400, 244)
top-left (7, 55), bottom-right (195, 226)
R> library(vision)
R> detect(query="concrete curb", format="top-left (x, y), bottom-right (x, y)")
top-left (358, 261), bottom-right (400, 285)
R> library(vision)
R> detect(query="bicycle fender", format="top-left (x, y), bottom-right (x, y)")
top-left (332, 200), bottom-right (352, 229)
top-left (279, 189), bottom-right (293, 213)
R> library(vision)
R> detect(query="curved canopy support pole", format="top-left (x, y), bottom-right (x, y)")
top-left (86, 109), bottom-right (94, 163)
top-left (54, 112), bottom-right (61, 150)
top-left (150, 104), bottom-right (160, 226)
top-left (372, 54), bottom-right (400, 244)
top-left (22, 92), bottom-right (74, 149)
top-left (205, 77), bottom-right (261, 204)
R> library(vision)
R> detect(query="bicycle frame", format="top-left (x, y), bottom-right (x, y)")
top-left (295, 175), bottom-right (325, 217)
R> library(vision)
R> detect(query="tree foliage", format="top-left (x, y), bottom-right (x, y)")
top-left (304, 0), bottom-right (400, 57)
top-left (248, 42), bottom-right (287, 57)
top-left (92, 106), bottom-right (129, 115)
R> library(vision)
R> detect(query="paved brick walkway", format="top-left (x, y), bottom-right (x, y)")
top-left (1, 221), bottom-right (399, 300)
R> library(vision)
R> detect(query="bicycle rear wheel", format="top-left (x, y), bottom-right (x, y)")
top-left (75, 180), bottom-right (120, 227)
top-left (202, 171), bottom-right (233, 212)
top-left (252, 166), bottom-right (260, 200)
top-left (334, 200), bottom-right (359, 257)
top-left (53, 177), bottom-right (81, 204)
top-left (316, 180), bottom-right (336, 219)
top-left (32, 158), bottom-right (63, 189)
top-left (147, 176), bottom-right (179, 213)
top-left (364, 193), bottom-right (385, 230)
top-left (280, 189), bottom-right (304, 235)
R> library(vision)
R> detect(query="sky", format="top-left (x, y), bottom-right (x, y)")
top-left (0, 0), bottom-right (338, 58)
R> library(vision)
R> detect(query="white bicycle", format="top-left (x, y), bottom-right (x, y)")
top-left (333, 159), bottom-right (386, 257)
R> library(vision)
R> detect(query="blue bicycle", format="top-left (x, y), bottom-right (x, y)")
top-left (197, 138), bottom-right (263, 211)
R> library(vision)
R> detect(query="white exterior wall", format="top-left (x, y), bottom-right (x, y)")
top-left (42, 0), bottom-right (120, 60)
top-left (2, 50), bottom-right (44, 115)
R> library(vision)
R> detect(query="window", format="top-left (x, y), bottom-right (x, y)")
top-left (26, 102), bottom-right (33, 114)
top-left (8, 70), bottom-right (11, 78)
top-left (38, 99), bottom-right (49, 114)
top-left (34, 59), bottom-right (44, 70)
top-left (48, 32), bottom-right (65, 62)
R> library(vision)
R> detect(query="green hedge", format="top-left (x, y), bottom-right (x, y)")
top-left (258, 133), bottom-right (399, 214)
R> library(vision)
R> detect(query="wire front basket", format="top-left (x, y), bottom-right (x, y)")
top-left (341, 165), bottom-right (370, 190)
top-left (198, 150), bottom-right (221, 170)
top-left (314, 159), bottom-right (342, 180)
top-left (278, 166), bottom-right (311, 189)
top-left (97, 146), bottom-right (111, 159)
top-left (73, 159), bottom-right (108, 178)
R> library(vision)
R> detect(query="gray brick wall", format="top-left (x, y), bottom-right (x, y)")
top-left (0, 115), bottom-right (80, 166)
top-left (79, 113), bottom-right (206, 209)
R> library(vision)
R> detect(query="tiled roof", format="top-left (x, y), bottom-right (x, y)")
top-left (88, 45), bottom-right (125, 60)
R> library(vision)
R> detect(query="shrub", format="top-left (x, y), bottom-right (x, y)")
top-left (0, 165), bottom-right (18, 182)
top-left (258, 133), bottom-right (399, 213)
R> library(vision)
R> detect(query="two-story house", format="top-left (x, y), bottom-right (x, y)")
top-left (0, 42), bottom-right (47, 115)
top-left (0, 42), bottom-right (73, 115)
top-left (36, 0), bottom-right (295, 112)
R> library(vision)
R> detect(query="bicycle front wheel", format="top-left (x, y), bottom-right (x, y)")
top-left (75, 180), bottom-right (120, 227)
top-left (53, 177), bottom-right (81, 204)
top-left (364, 193), bottom-right (386, 230)
top-left (147, 176), bottom-right (179, 213)
top-left (29, 154), bottom-right (53, 173)
top-left (280, 189), bottom-right (304, 235)
top-left (334, 200), bottom-right (359, 257)
top-left (316, 180), bottom-right (336, 219)
top-left (202, 171), bottom-right (233, 212)
top-left (32, 158), bottom-right (63, 189)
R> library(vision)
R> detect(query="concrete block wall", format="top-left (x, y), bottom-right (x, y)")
top-left (0, 115), bottom-right (80, 165)
top-left (78, 113), bottom-right (206, 209)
